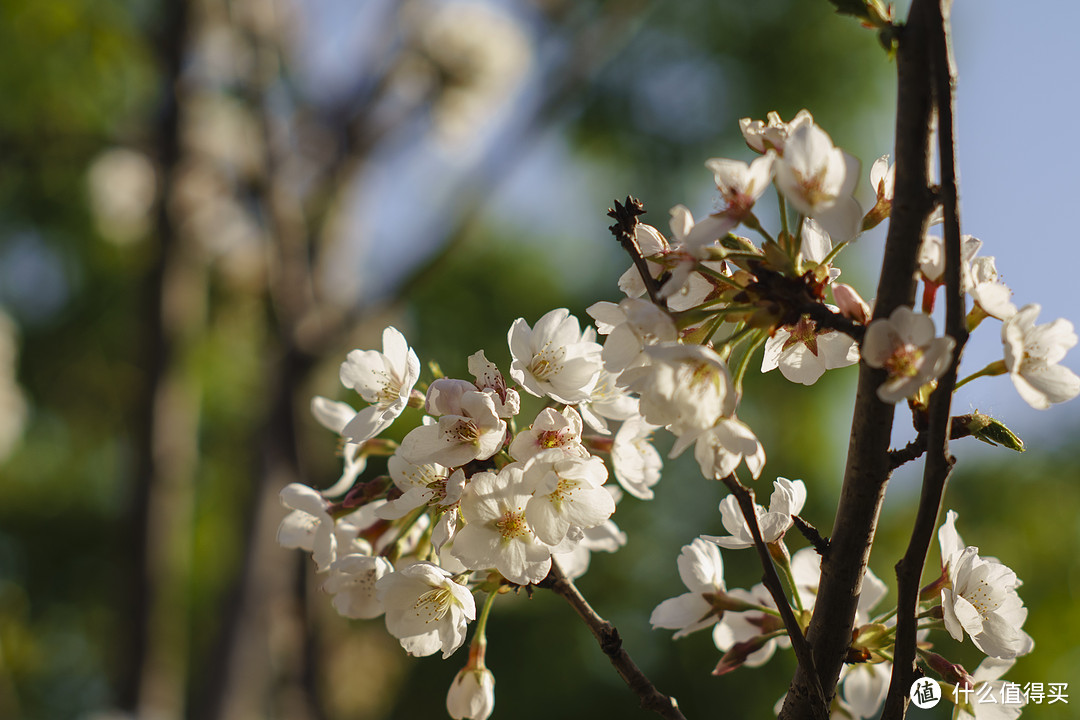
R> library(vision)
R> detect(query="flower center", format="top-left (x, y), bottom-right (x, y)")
top-left (447, 418), bottom-right (479, 443)
top-left (538, 430), bottom-right (563, 449)
top-left (529, 345), bottom-right (564, 381)
top-left (495, 509), bottom-right (529, 540)
top-left (961, 578), bottom-right (999, 619)
top-left (413, 587), bottom-right (454, 623)
top-left (885, 344), bottom-right (923, 378)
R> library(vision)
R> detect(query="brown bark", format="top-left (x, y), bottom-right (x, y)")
top-left (778, 2), bottom-right (939, 716)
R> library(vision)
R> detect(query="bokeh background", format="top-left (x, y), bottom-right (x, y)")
top-left (1, 0), bottom-right (1077, 718)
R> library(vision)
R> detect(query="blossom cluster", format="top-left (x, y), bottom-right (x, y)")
top-left (277, 108), bottom-right (1077, 719)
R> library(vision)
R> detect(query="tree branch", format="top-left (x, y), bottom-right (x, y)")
top-left (882, 2), bottom-right (969, 716)
top-left (719, 475), bottom-right (829, 720)
top-left (609, 196), bottom-right (665, 306)
top-left (539, 560), bottom-right (687, 720)
top-left (778, 2), bottom-right (938, 716)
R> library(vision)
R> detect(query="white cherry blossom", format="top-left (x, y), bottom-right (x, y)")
top-left (621, 342), bottom-right (736, 453)
top-left (447, 660), bottom-right (496, 720)
top-left (1001, 303), bottom-right (1080, 409)
top-left (276, 482), bottom-right (336, 570)
top-left (917, 233), bottom-right (982, 286)
top-left (310, 396), bottom-right (368, 496)
top-left (577, 368), bottom-right (639, 435)
top-left (938, 510), bottom-right (1033, 659)
top-left (611, 415), bottom-right (663, 499)
top-left (862, 306), bottom-right (955, 404)
top-left (739, 109), bottom-right (814, 154)
top-left (523, 452), bottom-right (615, 546)
top-left (712, 583), bottom-right (789, 669)
top-left (955, 657), bottom-right (1026, 720)
top-left (508, 406), bottom-right (588, 462)
top-left (705, 153), bottom-right (775, 230)
top-left (650, 539), bottom-right (738, 638)
top-left (323, 553), bottom-right (394, 619)
top-left (703, 478), bottom-right (806, 550)
top-left (508, 308), bottom-right (602, 404)
top-left (376, 561), bottom-right (476, 659)
top-left (942, 546), bottom-right (1033, 659)
top-left (339, 326), bottom-right (421, 443)
top-left (377, 458), bottom-right (460, 523)
top-left (452, 464), bottom-right (553, 585)
top-left (761, 310), bottom-right (859, 386)
top-left (468, 350), bottom-right (520, 418)
top-left (863, 154), bottom-right (895, 229)
top-left (587, 298), bottom-right (677, 375)
top-left (967, 256), bottom-right (1016, 321)
top-left (692, 417), bottom-right (765, 480)
top-left (399, 385), bottom-right (506, 467)
top-left (773, 122), bottom-right (863, 242)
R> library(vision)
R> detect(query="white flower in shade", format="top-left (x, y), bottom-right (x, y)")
top-left (577, 368), bottom-right (639, 435)
top-left (863, 154), bottom-right (895, 230)
top-left (665, 203), bottom-right (737, 261)
top-left (377, 562), bottom-right (476, 659)
top-left (664, 262), bottom-right (728, 313)
top-left (692, 417), bottom-right (766, 481)
top-left (452, 464), bottom-right (553, 585)
top-left (650, 539), bottom-right (738, 638)
top-left (611, 415), bottom-right (663, 500)
top-left (862, 306), bottom-right (955, 404)
top-left (377, 457), bottom-right (460, 521)
top-left (917, 233), bottom-right (983, 286)
top-left (446, 660), bottom-right (496, 720)
top-left (399, 385), bottom-right (506, 468)
top-left (938, 509), bottom-right (966, 565)
top-left (587, 298), bottom-right (678, 375)
top-left (468, 350), bottom-right (520, 418)
top-left (761, 311), bottom-right (859, 386)
top-left (618, 223), bottom-right (669, 298)
top-left (942, 547), bottom-right (1033, 658)
top-left (967, 256), bottom-right (1016, 321)
top-left (739, 109), bottom-right (814, 154)
top-left (703, 478), bottom-right (806, 550)
top-left (323, 553), bottom-right (395, 619)
top-left (310, 396), bottom-right (369, 496)
top-left (712, 583), bottom-right (789, 669)
top-left (789, 547), bottom-right (887, 626)
top-left (277, 483), bottom-right (336, 570)
top-left (508, 406), bottom-right (588, 462)
top-left (621, 342), bottom-right (736, 453)
top-left (332, 506), bottom-right (380, 558)
top-left (553, 513), bottom-right (627, 580)
top-left (870, 155), bottom-right (894, 203)
top-left (508, 308), bottom-right (603, 404)
top-left (1001, 304), bottom-right (1080, 410)
top-left (523, 452), bottom-right (615, 546)
top-left (773, 122), bottom-right (863, 242)
top-left (705, 153), bottom-right (775, 229)
top-left (837, 661), bottom-right (891, 719)
top-left (955, 657), bottom-right (1026, 720)
top-left (339, 327), bottom-right (421, 443)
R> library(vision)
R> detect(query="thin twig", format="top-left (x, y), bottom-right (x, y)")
top-left (881, 2), bottom-right (969, 717)
top-left (719, 475), bottom-right (829, 720)
top-left (608, 196), bottom-right (665, 306)
top-left (539, 560), bottom-right (687, 720)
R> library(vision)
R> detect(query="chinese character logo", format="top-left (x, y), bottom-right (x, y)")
top-left (910, 677), bottom-right (942, 709)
